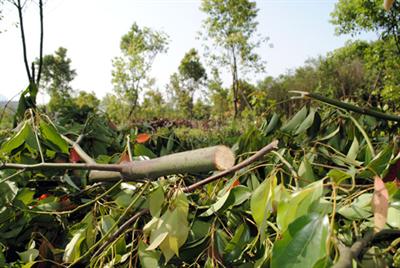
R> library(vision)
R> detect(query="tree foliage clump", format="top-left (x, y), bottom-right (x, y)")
top-left (200, 0), bottom-right (267, 117)
top-left (112, 22), bottom-right (169, 118)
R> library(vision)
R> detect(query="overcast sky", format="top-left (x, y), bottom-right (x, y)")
top-left (0, 0), bottom-right (377, 101)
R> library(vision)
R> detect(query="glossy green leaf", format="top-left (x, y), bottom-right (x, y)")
top-left (251, 176), bottom-right (276, 236)
top-left (277, 180), bottom-right (323, 232)
top-left (271, 214), bottom-right (329, 268)
top-left (281, 106), bottom-right (308, 133)
top-left (295, 108), bottom-right (315, 135)
top-left (0, 121), bottom-right (32, 155)
top-left (264, 113), bottom-right (280, 135)
top-left (224, 223), bottom-right (251, 262)
top-left (360, 145), bottom-right (393, 178)
top-left (39, 120), bottom-right (69, 154)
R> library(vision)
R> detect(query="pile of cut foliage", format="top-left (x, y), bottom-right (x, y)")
top-left (0, 101), bottom-right (400, 267)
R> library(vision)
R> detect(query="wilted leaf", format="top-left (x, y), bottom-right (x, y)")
top-left (372, 176), bottom-right (389, 232)
top-left (136, 133), bottom-right (151, 143)
top-left (69, 148), bottom-right (81, 163)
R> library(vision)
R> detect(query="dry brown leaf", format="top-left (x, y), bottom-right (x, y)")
top-left (372, 176), bottom-right (389, 233)
top-left (384, 0), bottom-right (395, 11)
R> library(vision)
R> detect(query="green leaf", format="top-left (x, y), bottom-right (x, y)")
top-left (263, 113), bottom-right (280, 135)
top-left (134, 144), bottom-right (157, 158)
top-left (16, 188), bottom-right (35, 205)
top-left (139, 240), bottom-right (161, 268)
top-left (346, 136), bottom-right (359, 161)
top-left (63, 174), bottom-right (80, 191)
top-left (359, 145), bottom-right (393, 178)
top-left (387, 203), bottom-right (400, 228)
top-left (225, 185), bottom-right (251, 208)
top-left (18, 248), bottom-right (39, 263)
top-left (271, 214), bottom-right (329, 268)
top-left (250, 176), bottom-right (276, 234)
top-left (224, 223), bottom-right (251, 262)
top-left (277, 181), bottom-right (323, 232)
top-left (146, 190), bottom-right (189, 263)
top-left (338, 193), bottom-right (372, 220)
top-left (281, 106), bottom-right (308, 133)
top-left (0, 121), bottom-right (33, 155)
top-left (0, 181), bottom-right (18, 207)
top-left (200, 190), bottom-right (230, 217)
top-left (39, 119), bottom-right (69, 154)
top-left (327, 169), bottom-right (352, 185)
top-left (149, 186), bottom-right (164, 217)
top-left (63, 229), bottom-right (86, 263)
top-left (317, 126), bottom-right (340, 141)
top-left (298, 155), bottom-right (315, 183)
top-left (295, 108), bottom-right (316, 135)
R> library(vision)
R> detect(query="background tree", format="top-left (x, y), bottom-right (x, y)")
top-left (37, 47), bottom-right (76, 112)
top-left (208, 68), bottom-right (231, 120)
top-left (200, 0), bottom-right (267, 117)
top-left (331, 0), bottom-right (400, 54)
top-left (112, 22), bottom-right (169, 118)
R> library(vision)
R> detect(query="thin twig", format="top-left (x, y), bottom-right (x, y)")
top-left (68, 182), bottom-right (150, 267)
top-left (36, 0), bottom-right (44, 85)
top-left (92, 208), bottom-right (149, 258)
top-left (15, 0), bottom-right (32, 83)
top-left (0, 162), bottom-right (124, 172)
top-left (183, 140), bottom-right (278, 192)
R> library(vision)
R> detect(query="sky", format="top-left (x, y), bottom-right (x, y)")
top-left (0, 0), bottom-right (377, 102)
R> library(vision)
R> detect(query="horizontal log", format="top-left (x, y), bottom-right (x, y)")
top-left (89, 145), bottom-right (235, 182)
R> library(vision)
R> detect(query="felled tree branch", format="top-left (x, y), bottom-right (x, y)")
top-left (89, 145), bottom-right (235, 182)
top-left (89, 140), bottom-right (279, 260)
top-left (1, 145), bottom-right (235, 182)
top-left (290, 91), bottom-right (400, 122)
top-left (333, 229), bottom-right (400, 268)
